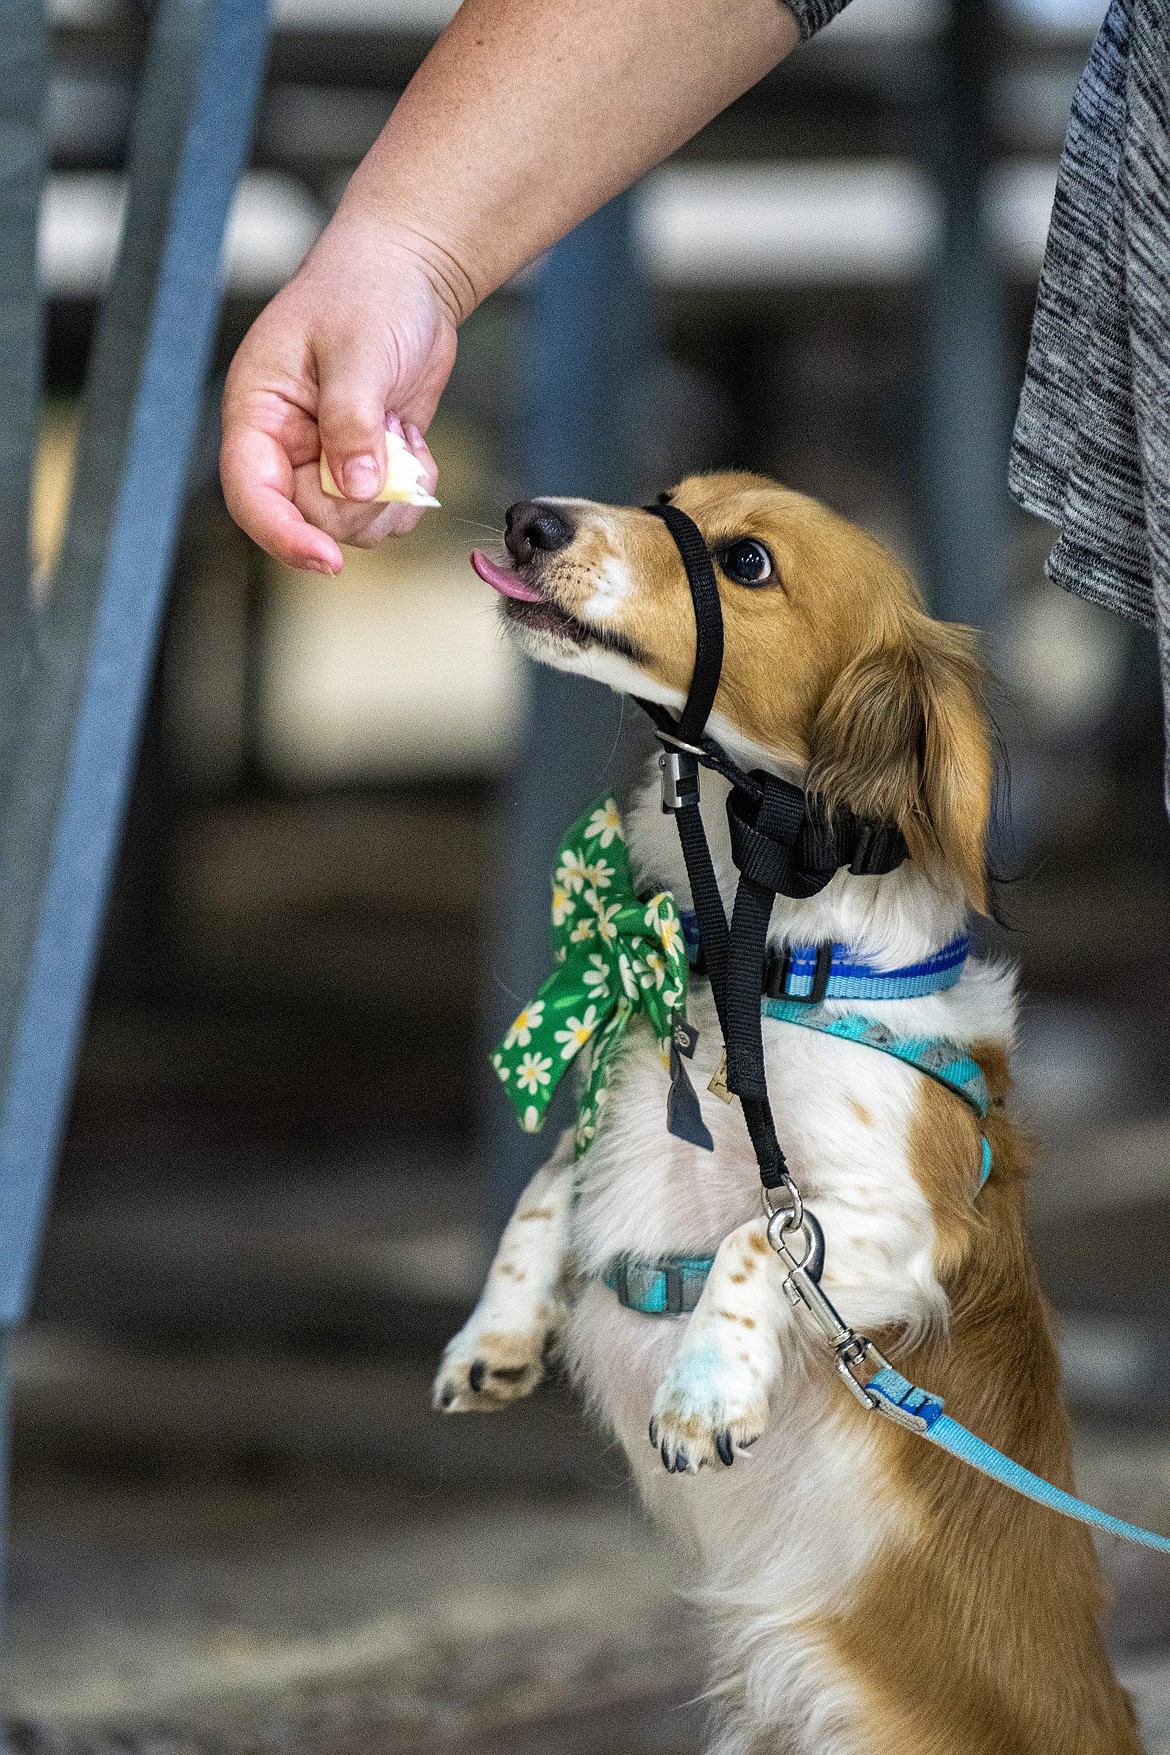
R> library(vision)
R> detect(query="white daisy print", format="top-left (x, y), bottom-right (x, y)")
top-left (582, 954), bottom-right (611, 1000)
top-left (655, 913), bottom-right (681, 962)
top-left (617, 951), bottom-right (641, 1002)
top-left (584, 799), bottom-right (622, 848)
top-left (523, 1105), bottom-right (541, 1133)
top-left (555, 848), bottom-right (590, 894)
top-left (639, 949), bottom-right (667, 990)
top-left (591, 897), bottom-right (622, 943)
top-left (569, 917), bottom-right (596, 944)
top-left (583, 855), bottom-right (615, 891)
top-left (555, 1006), bottom-right (599, 1058)
top-left (504, 1000), bottom-right (545, 1049)
top-left (551, 884), bottom-right (575, 926)
top-left (516, 1051), bottom-right (553, 1095)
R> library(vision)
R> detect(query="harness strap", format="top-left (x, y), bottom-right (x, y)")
top-left (603, 1254), bottom-right (714, 1316)
top-left (761, 1000), bottom-right (989, 1118)
top-left (868, 1366), bottom-right (1170, 1553)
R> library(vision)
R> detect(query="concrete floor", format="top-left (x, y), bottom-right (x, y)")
top-left (11, 1057), bottom-right (1170, 1752)
top-left (9, 1318), bottom-right (1170, 1753)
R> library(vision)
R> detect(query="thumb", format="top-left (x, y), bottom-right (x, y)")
top-left (316, 343), bottom-right (390, 501)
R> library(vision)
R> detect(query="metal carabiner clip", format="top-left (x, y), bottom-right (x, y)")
top-left (763, 1200), bottom-right (895, 1415)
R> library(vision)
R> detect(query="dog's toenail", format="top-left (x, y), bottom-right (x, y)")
top-left (469, 1361), bottom-right (485, 1392)
top-left (440, 1387), bottom-right (455, 1409)
top-left (648, 1418), bottom-right (659, 1447)
top-left (716, 1431), bottom-right (734, 1467)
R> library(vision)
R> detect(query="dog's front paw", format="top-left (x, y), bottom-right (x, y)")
top-left (649, 1339), bottom-right (771, 1474)
top-left (432, 1319), bottom-right (551, 1413)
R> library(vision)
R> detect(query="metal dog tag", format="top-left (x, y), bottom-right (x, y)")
top-left (707, 1049), bottom-right (734, 1104)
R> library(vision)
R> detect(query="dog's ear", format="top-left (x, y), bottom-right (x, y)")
top-left (806, 617), bottom-right (992, 912)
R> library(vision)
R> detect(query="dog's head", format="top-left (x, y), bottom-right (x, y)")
top-left (473, 471), bottom-right (992, 909)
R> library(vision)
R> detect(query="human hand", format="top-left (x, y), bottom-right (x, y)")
top-left (220, 212), bottom-right (460, 574)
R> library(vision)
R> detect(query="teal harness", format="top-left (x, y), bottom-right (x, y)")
top-left (602, 999), bottom-right (992, 1318)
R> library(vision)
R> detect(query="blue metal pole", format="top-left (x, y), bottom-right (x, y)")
top-left (918, 0), bottom-right (1012, 632)
top-left (0, 0), bottom-right (271, 1325)
top-left (484, 193), bottom-right (648, 1233)
top-left (0, 0), bottom-right (44, 722)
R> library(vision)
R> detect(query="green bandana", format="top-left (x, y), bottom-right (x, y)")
top-left (491, 794), bottom-right (692, 1155)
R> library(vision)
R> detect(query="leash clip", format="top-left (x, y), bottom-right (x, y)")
top-left (764, 1194), bottom-right (929, 1425)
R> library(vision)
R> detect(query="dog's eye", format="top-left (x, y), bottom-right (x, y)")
top-left (716, 539), bottom-right (774, 587)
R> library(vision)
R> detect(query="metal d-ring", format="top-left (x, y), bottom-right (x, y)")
top-left (762, 1172), bottom-right (804, 1236)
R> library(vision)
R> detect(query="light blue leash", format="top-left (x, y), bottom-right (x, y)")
top-left (865, 1365), bottom-right (1170, 1552)
top-left (762, 1207), bottom-right (1170, 1555)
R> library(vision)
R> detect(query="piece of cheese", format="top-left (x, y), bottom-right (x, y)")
top-left (320, 428), bottom-right (440, 507)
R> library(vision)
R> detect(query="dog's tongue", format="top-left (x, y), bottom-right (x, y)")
top-left (471, 549), bottom-right (544, 603)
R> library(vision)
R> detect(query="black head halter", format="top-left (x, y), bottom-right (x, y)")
top-left (640, 501), bottom-right (908, 1194)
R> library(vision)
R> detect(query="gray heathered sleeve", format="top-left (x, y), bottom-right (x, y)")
top-left (779, 0), bottom-right (854, 41)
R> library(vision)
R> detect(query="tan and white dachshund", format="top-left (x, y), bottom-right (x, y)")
top-left (435, 474), bottom-right (1139, 1755)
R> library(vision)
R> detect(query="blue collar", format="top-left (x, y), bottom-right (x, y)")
top-left (678, 912), bottom-right (969, 1003)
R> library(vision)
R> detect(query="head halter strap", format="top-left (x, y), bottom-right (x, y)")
top-left (638, 500), bottom-right (909, 1196)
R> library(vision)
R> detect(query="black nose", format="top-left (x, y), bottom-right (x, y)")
top-left (504, 501), bottom-right (575, 566)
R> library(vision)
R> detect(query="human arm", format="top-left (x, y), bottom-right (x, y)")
top-left (220, 0), bottom-right (805, 573)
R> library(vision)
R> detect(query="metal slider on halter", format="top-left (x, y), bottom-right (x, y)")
top-left (762, 1177), bottom-right (933, 1434)
top-left (655, 728), bottom-right (704, 813)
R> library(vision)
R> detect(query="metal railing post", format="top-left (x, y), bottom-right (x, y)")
top-left (484, 193), bottom-right (648, 1233)
top-left (0, 0), bottom-right (270, 1675)
top-left (918, 0), bottom-right (1012, 633)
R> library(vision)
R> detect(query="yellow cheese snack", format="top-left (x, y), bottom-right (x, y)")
top-left (319, 429), bottom-right (440, 507)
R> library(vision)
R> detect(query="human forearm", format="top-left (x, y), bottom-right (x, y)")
top-left (338, 0), bottom-right (801, 320)
top-left (221, 0), bottom-right (802, 569)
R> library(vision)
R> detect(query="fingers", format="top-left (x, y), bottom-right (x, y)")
top-left (220, 422), bottom-right (343, 575)
top-left (316, 342), bottom-right (393, 502)
top-left (286, 419), bottom-right (438, 548)
top-left (404, 419), bottom-right (438, 495)
top-left (222, 387), bottom-right (441, 571)
top-left (219, 251), bottom-right (453, 569)
top-left (342, 418), bottom-right (439, 543)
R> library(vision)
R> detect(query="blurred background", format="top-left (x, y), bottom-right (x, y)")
top-left (10, 0), bottom-right (1170, 1749)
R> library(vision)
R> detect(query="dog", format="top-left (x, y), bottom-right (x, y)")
top-left (434, 474), bottom-right (1140, 1755)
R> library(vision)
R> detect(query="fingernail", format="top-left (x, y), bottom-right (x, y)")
top-left (342, 455), bottom-right (381, 498)
top-left (405, 421), bottom-right (424, 449)
top-left (387, 414), bottom-right (405, 439)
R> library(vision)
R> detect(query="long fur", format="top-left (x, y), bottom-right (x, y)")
top-left (436, 475), bottom-right (1140, 1755)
